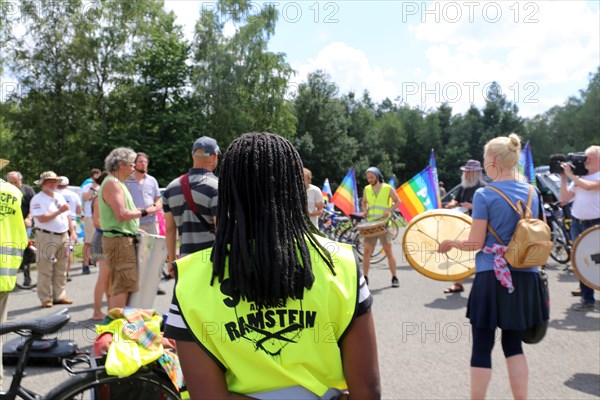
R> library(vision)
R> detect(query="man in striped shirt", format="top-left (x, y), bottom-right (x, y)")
top-left (162, 137), bottom-right (219, 276)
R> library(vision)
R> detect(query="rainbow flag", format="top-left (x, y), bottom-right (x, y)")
top-left (518, 141), bottom-right (536, 185)
top-left (332, 168), bottom-right (359, 217)
top-left (396, 166), bottom-right (439, 222)
top-left (429, 149), bottom-right (442, 208)
top-left (322, 178), bottom-right (334, 211)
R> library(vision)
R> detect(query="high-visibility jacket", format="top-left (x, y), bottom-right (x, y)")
top-left (364, 183), bottom-right (393, 221)
top-left (0, 179), bottom-right (27, 292)
top-left (175, 236), bottom-right (358, 399)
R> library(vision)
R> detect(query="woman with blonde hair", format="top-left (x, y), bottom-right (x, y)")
top-left (438, 133), bottom-right (548, 399)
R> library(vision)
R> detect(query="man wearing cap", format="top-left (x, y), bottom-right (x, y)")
top-left (162, 136), bottom-right (219, 277)
top-left (30, 171), bottom-right (77, 308)
top-left (124, 152), bottom-right (162, 234)
top-left (443, 159), bottom-right (487, 293)
top-left (361, 166), bottom-right (401, 288)
top-left (0, 160), bottom-right (28, 389)
top-left (57, 176), bottom-right (82, 279)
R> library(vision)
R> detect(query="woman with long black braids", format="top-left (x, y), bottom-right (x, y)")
top-left (165, 132), bottom-right (380, 399)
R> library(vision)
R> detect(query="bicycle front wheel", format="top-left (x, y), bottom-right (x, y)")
top-left (46, 367), bottom-right (181, 400)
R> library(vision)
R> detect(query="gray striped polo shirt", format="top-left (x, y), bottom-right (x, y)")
top-left (162, 168), bottom-right (218, 256)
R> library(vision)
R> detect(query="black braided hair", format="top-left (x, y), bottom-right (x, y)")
top-left (211, 132), bottom-right (335, 308)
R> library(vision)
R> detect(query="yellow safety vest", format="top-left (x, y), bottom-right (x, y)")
top-left (175, 236), bottom-right (358, 398)
top-left (0, 180), bottom-right (27, 292)
top-left (364, 183), bottom-right (393, 221)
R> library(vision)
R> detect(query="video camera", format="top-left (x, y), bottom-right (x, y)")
top-left (549, 152), bottom-right (588, 176)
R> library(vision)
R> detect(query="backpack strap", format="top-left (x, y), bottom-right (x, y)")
top-left (485, 185), bottom-right (534, 246)
top-left (179, 173), bottom-right (215, 233)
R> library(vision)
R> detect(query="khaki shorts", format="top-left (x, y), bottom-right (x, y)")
top-left (364, 231), bottom-right (393, 246)
top-left (83, 218), bottom-right (96, 243)
top-left (102, 236), bottom-right (138, 296)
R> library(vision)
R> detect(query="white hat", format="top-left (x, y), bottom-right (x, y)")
top-left (58, 176), bottom-right (69, 186)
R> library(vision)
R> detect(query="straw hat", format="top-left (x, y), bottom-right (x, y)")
top-left (34, 171), bottom-right (60, 185)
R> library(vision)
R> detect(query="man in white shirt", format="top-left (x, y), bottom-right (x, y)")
top-left (560, 145), bottom-right (600, 311)
top-left (30, 171), bottom-right (77, 308)
top-left (58, 176), bottom-right (82, 279)
top-left (303, 168), bottom-right (324, 228)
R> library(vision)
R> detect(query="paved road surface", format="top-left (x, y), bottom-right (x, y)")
top-left (3, 235), bottom-right (599, 399)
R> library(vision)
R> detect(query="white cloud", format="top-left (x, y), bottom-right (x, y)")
top-left (410, 1), bottom-right (599, 116)
top-left (291, 42), bottom-right (399, 101)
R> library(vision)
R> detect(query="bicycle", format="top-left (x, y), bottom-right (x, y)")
top-left (0, 309), bottom-right (182, 400)
top-left (318, 209), bottom-right (351, 240)
top-left (336, 213), bottom-right (388, 265)
top-left (544, 201), bottom-right (572, 266)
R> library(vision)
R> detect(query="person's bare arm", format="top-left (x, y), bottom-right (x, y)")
top-left (562, 163), bottom-right (600, 191)
top-left (559, 177), bottom-right (573, 205)
top-left (176, 341), bottom-right (251, 400)
top-left (389, 189), bottom-right (401, 214)
top-left (102, 179), bottom-right (158, 221)
top-left (37, 203), bottom-right (69, 223)
top-left (311, 200), bottom-right (324, 219)
top-left (438, 218), bottom-right (487, 253)
top-left (92, 197), bottom-right (101, 229)
top-left (153, 195), bottom-right (163, 210)
top-left (165, 211), bottom-right (177, 277)
top-left (340, 310), bottom-right (381, 399)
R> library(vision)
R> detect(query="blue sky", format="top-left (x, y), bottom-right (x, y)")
top-left (166, 1), bottom-right (599, 118)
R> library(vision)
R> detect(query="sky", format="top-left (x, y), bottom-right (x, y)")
top-left (164, 0), bottom-right (599, 118)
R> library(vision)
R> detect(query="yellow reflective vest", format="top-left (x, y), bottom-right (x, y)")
top-left (0, 180), bottom-right (27, 292)
top-left (364, 183), bottom-right (393, 221)
top-left (175, 236), bottom-right (358, 398)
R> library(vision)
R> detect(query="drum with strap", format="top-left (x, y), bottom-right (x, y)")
top-left (402, 209), bottom-right (476, 281)
top-left (571, 225), bottom-right (600, 290)
top-left (356, 220), bottom-right (388, 238)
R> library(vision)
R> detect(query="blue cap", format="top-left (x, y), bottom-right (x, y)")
top-left (366, 167), bottom-right (384, 183)
top-left (192, 136), bottom-right (220, 155)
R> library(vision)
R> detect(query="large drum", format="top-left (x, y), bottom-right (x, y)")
top-left (571, 225), bottom-right (600, 291)
top-left (402, 209), bottom-right (476, 281)
top-left (356, 219), bottom-right (388, 238)
top-left (128, 233), bottom-right (167, 309)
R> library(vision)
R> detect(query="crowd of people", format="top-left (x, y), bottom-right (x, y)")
top-left (1, 136), bottom-right (598, 399)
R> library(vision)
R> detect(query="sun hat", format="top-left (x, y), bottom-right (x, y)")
top-left (460, 160), bottom-right (483, 171)
top-left (58, 176), bottom-right (69, 186)
top-left (34, 171), bottom-right (60, 185)
top-left (0, 159), bottom-right (9, 171)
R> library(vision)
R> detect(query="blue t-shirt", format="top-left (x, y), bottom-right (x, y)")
top-left (471, 181), bottom-right (540, 273)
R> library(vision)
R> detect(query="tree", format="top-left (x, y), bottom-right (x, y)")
top-left (293, 71), bottom-right (356, 185)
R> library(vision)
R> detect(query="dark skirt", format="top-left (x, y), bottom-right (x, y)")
top-left (467, 270), bottom-right (549, 331)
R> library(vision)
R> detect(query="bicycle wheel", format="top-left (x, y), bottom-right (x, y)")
top-left (353, 233), bottom-right (387, 264)
top-left (549, 221), bottom-right (570, 264)
top-left (46, 366), bottom-right (181, 400)
top-left (15, 263), bottom-right (37, 290)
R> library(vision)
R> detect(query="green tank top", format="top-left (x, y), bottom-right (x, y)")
top-left (175, 236), bottom-right (358, 397)
top-left (99, 175), bottom-right (139, 237)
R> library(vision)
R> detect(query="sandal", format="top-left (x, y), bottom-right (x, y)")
top-left (444, 284), bottom-right (464, 294)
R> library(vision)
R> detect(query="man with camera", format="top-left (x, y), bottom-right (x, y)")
top-left (559, 145), bottom-right (600, 311)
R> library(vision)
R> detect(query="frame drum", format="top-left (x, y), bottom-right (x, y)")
top-left (571, 225), bottom-right (600, 290)
top-left (402, 209), bottom-right (476, 281)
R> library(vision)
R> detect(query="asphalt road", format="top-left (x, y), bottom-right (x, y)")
top-left (3, 233), bottom-right (599, 399)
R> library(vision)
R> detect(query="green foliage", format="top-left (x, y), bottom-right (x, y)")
top-left (0, 0), bottom-right (597, 195)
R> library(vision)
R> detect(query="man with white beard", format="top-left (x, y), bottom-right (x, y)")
top-left (443, 160), bottom-right (486, 293)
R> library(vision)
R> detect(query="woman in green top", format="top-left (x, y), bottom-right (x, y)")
top-left (99, 147), bottom-right (160, 308)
